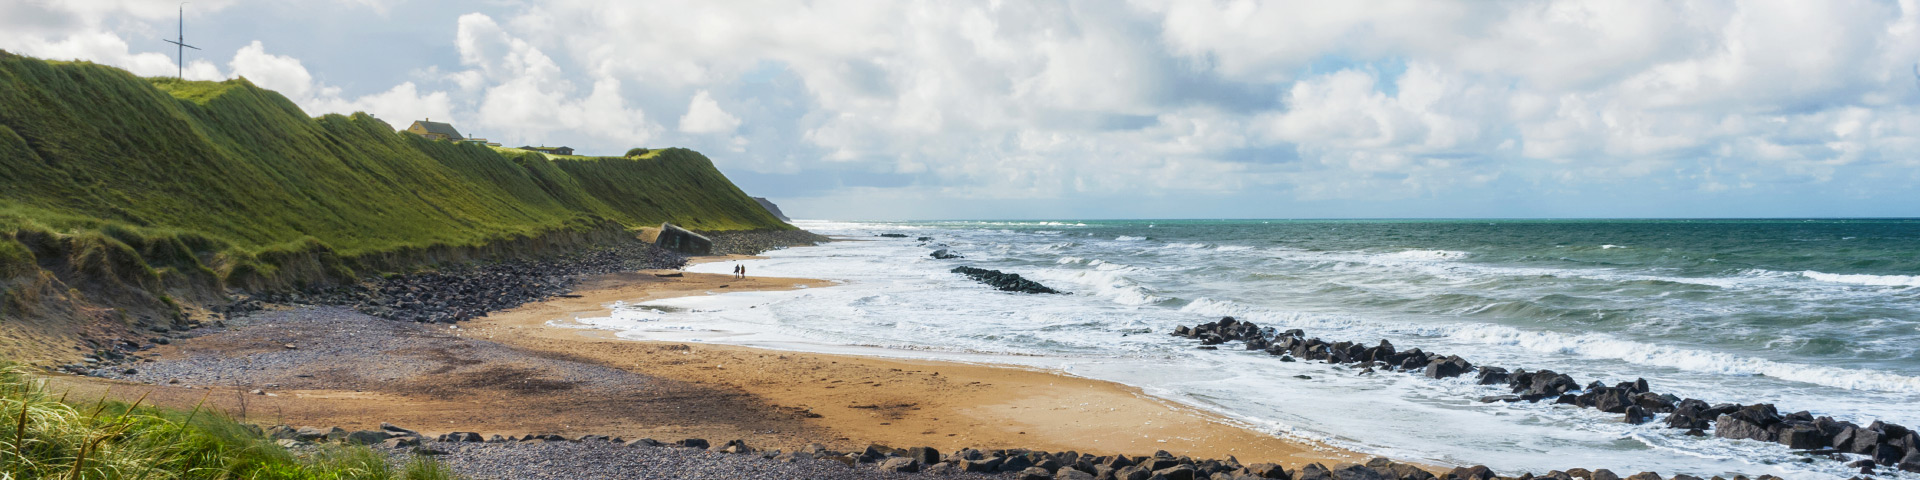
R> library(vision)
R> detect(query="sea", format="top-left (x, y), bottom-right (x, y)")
top-left (568, 219), bottom-right (1920, 479)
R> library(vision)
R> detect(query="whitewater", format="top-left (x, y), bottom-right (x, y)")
top-left (570, 219), bottom-right (1920, 480)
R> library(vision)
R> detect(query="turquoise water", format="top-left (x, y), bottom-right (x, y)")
top-left (954, 218), bottom-right (1920, 376)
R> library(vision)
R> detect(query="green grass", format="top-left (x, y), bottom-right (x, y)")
top-left (0, 50), bottom-right (789, 305)
top-left (0, 364), bottom-right (458, 479)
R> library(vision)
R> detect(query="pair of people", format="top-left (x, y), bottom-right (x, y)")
top-left (732, 264), bottom-right (747, 279)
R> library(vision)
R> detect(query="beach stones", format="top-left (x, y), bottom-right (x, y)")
top-left (1446, 465), bottom-right (1495, 480)
top-left (1057, 468), bottom-right (1096, 480)
top-left (1296, 463), bottom-right (1335, 480)
top-left (1329, 463), bottom-right (1389, 480)
top-left (878, 457), bottom-right (918, 472)
top-left (905, 446), bottom-right (940, 465)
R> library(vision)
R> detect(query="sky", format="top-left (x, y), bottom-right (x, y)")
top-left (4, 0), bottom-right (1919, 220)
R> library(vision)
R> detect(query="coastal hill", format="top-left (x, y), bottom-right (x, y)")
top-left (0, 51), bottom-right (790, 362)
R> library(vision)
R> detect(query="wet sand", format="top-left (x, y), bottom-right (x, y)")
top-left (462, 262), bottom-right (1355, 465)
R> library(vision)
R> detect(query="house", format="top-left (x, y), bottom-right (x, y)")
top-left (405, 119), bottom-right (463, 141)
top-left (519, 145), bottom-right (575, 156)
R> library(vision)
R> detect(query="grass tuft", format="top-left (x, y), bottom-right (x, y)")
top-left (0, 364), bottom-right (459, 479)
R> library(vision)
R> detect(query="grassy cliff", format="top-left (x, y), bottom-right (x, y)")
top-left (0, 51), bottom-right (788, 358)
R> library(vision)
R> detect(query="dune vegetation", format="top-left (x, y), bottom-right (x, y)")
top-left (0, 364), bottom-right (455, 479)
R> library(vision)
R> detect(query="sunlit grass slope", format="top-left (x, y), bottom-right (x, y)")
top-left (0, 51), bottom-right (787, 335)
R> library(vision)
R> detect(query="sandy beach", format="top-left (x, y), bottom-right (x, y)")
top-left (49, 255), bottom-right (1358, 470)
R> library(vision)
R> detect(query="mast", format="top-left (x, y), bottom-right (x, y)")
top-left (163, 3), bottom-right (200, 79)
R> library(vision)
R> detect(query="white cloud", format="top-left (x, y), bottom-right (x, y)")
top-left (6, 0), bottom-right (1920, 217)
top-left (679, 90), bottom-right (741, 134)
top-left (455, 12), bottom-right (661, 150)
top-left (229, 41), bottom-right (312, 98)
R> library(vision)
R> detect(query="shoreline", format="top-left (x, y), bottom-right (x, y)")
top-left (45, 248), bottom-right (1373, 474)
top-left (460, 264), bottom-right (1362, 466)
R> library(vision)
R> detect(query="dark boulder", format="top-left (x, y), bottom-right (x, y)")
top-left (1447, 465), bottom-right (1495, 480)
top-left (1624, 405), bottom-right (1652, 424)
top-left (1424, 356), bottom-right (1473, 379)
top-left (930, 249), bottom-right (964, 260)
top-left (1900, 450), bottom-right (1920, 473)
top-left (1515, 371), bottom-right (1578, 397)
top-left (906, 446), bottom-right (940, 465)
top-left (1714, 415), bottom-right (1775, 442)
top-left (879, 457), bottom-right (918, 472)
top-left (1329, 463), bottom-right (1390, 480)
top-left (1877, 443), bottom-right (1908, 466)
top-left (1632, 393), bottom-right (1676, 413)
top-left (1476, 367), bottom-right (1510, 385)
top-left (1153, 465), bottom-right (1198, 480)
top-left (1245, 463), bottom-right (1290, 479)
top-left (1778, 425), bottom-right (1824, 450)
top-left (1000, 454), bottom-right (1036, 472)
top-left (1016, 466), bottom-right (1053, 480)
top-left (1297, 464), bottom-right (1335, 480)
top-left (1591, 388), bottom-right (1632, 414)
top-left (1846, 426), bottom-right (1883, 454)
top-left (1729, 404), bottom-right (1782, 427)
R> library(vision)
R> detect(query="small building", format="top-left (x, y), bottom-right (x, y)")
top-left (405, 119), bottom-right (463, 141)
top-left (654, 222), bottom-right (713, 255)
top-left (520, 145), bottom-right (575, 156)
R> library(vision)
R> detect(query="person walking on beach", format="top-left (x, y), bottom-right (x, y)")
top-left (740, 264), bottom-right (747, 279)
top-left (733, 264), bottom-right (742, 279)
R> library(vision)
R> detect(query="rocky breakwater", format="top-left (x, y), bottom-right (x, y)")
top-left (951, 266), bottom-right (1063, 294)
top-left (1173, 317), bottom-right (1920, 476)
top-left (218, 245), bottom-right (688, 324)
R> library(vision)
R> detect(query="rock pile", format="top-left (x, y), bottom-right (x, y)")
top-left (931, 249), bottom-right (965, 259)
top-left (1173, 317), bottom-right (1920, 475)
top-left (268, 422), bottom-right (1834, 480)
top-left (878, 233), bottom-right (910, 238)
top-left (705, 229), bottom-right (830, 256)
top-left (220, 245), bottom-right (688, 324)
top-left (950, 266), bottom-right (1063, 294)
